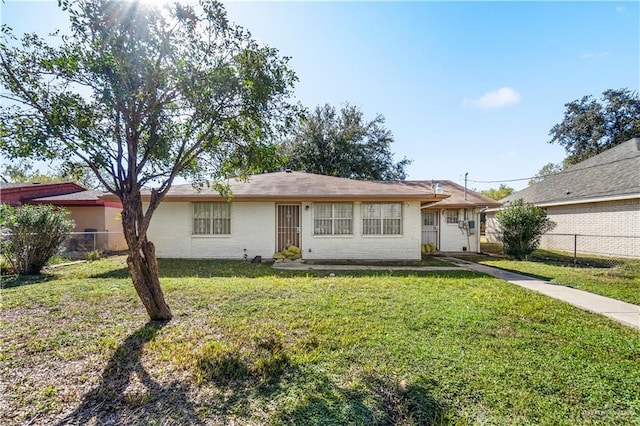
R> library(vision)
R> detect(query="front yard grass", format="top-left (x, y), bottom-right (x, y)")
top-left (1, 256), bottom-right (639, 425)
top-left (472, 244), bottom-right (640, 305)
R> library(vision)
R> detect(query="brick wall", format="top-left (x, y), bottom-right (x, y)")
top-left (147, 200), bottom-right (423, 260)
top-left (485, 199), bottom-right (640, 258)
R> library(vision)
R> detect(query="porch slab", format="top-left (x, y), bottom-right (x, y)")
top-left (271, 263), bottom-right (465, 271)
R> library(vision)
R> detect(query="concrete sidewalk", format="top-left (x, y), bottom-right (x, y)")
top-left (445, 257), bottom-right (640, 330)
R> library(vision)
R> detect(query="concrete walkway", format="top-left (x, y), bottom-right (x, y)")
top-left (445, 257), bottom-right (640, 330)
top-left (272, 262), bottom-right (463, 272)
top-left (272, 258), bottom-right (640, 330)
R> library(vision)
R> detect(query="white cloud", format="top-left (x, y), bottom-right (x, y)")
top-left (615, 6), bottom-right (625, 13)
top-left (463, 87), bottom-right (521, 110)
top-left (581, 52), bottom-right (609, 59)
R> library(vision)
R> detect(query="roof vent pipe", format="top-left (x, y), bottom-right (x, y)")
top-left (464, 172), bottom-right (468, 201)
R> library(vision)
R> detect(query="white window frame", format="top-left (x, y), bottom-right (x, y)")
top-left (192, 202), bottom-right (231, 235)
top-left (362, 202), bottom-right (402, 236)
top-left (446, 209), bottom-right (460, 224)
top-left (313, 203), bottom-right (353, 235)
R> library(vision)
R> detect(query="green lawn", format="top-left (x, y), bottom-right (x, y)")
top-left (473, 244), bottom-right (640, 305)
top-left (1, 257), bottom-right (639, 425)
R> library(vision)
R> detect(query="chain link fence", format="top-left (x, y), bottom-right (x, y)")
top-left (62, 230), bottom-right (127, 257)
top-left (541, 233), bottom-right (638, 262)
top-left (484, 231), bottom-right (639, 267)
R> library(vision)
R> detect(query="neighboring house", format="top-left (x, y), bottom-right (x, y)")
top-left (0, 181), bottom-right (85, 206)
top-left (143, 171), bottom-right (451, 260)
top-left (404, 180), bottom-right (501, 253)
top-left (0, 182), bottom-right (126, 252)
top-left (30, 191), bottom-right (127, 252)
top-left (486, 138), bottom-right (640, 258)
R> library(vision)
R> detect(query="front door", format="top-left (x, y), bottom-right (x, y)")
top-left (276, 204), bottom-right (301, 251)
top-left (421, 210), bottom-right (438, 249)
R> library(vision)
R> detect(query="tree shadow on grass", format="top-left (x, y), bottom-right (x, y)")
top-left (88, 267), bottom-right (130, 279)
top-left (0, 273), bottom-right (57, 289)
top-left (55, 321), bottom-right (204, 426)
top-left (54, 322), bottom-right (453, 424)
top-left (193, 333), bottom-right (453, 424)
top-left (268, 372), bottom-right (454, 425)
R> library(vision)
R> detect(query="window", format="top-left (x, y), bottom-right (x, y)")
top-left (446, 210), bottom-right (459, 224)
top-left (362, 203), bottom-right (402, 235)
top-left (193, 202), bottom-right (231, 235)
top-left (314, 203), bottom-right (353, 235)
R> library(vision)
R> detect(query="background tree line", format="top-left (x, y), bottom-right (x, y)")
top-left (482, 88), bottom-right (639, 199)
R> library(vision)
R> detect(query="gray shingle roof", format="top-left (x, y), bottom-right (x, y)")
top-left (502, 138), bottom-right (640, 205)
top-left (31, 190), bottom-right (109, 202)
top-left (158, 171), bottom-right (449, 201)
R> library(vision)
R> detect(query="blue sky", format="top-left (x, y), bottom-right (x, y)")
top-left (2, 1), bottom-right (639, 191)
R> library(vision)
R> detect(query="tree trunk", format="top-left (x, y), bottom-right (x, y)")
top-left (121, 190), bottom-right (173, 321)
top-left (127, 240), bottom-right (172, 320)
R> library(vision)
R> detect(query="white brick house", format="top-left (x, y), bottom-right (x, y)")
top-left (486, 138), bottom-right (640, 258)
top-left (144, 171), bottom-right (450, 260)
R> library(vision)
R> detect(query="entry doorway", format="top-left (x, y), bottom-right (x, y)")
top-left (421, 210), bottom-right (438, 249)
top-left (276, 204), bottom-right (300, 251)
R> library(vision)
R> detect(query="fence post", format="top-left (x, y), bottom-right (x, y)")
top-left (573, 234), bottom-right (577, 266)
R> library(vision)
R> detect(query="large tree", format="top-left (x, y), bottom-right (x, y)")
top-left (480, 184), bottom-right (514, 201)
top-left (282, 103), bottom-right (410, 180)
top-left (528, 162), bottom-right (563, 186)
top-left (0, 0), bottom-right (297, 320)
top-left (549, 88), bottom-right (640, 165)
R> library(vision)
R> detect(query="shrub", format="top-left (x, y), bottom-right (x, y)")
top-left (495, 199), bottom-right (556, 260)
top-left (0, 204), bottom-right (75, 275)
top-left (0, 256), bottom-right (13, 275)
top-left (86, 250), bottom-right (102, 261)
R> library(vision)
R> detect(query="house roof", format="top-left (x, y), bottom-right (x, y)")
top-left (501, 138), bottom-right (640, 206)
top-left (0, 182), bottom-right (30, 189)
top-left (30, 190), bottom-right (122, 208)
top-left (149, 171), bottom-right (450, 202)
top-left (0, 181), bottom-right (86, 206)
top-left (403, 180), bottom-right (502, 209)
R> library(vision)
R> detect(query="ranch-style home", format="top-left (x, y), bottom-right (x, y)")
top-left (144, 171), bottom-right (499, 260)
